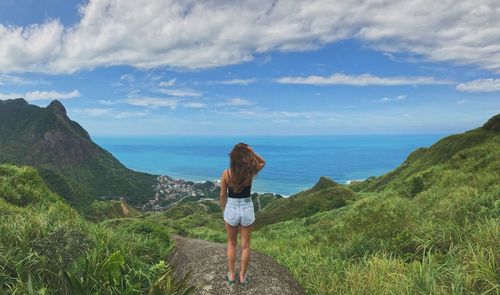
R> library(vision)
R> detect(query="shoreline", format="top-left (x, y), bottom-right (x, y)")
top-left (162, 175), bottom-right (291, 196)
top-left (161, 175), bottom-right (366, 198)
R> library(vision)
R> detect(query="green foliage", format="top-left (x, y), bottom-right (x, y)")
top-left (148, 267), bottom-right (195, 295)
top-left (0, 165), bottom-right (59, 206)
top-left (254, 178), bottom-right (355, 228)
top-left (151, 200), bottom-right (227, 243)
top-left (31, 226), bottom-right (91, 272)
top-left (0, 164), bottom-right (192, 294)
top-left (158, 117), bottom-right (500, 294)
top-left (408, 175), bottom-right (425, 197)
top-left (4, 112), bottom-right (499, 294)
top-left (482, 114), bottom-right (500, 132)
top-left (0, 98), bottom-right (156, 209)
top-left (84, 199), bottom-right (140, 222)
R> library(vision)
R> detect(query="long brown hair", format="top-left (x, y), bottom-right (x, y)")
top-left (228, 142), bottom-right (260, 193)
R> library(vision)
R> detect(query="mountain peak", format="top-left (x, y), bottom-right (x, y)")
top-left (311, 176), bottom-right (338, 191)
top-left (0, 98), bottom-right (28, 106)
top-left (0, 98), bottom-right (155, 207)
top-left (47, 100), bottom-right (67, 116)
top-left (482, 114), bottom-right (500, 132)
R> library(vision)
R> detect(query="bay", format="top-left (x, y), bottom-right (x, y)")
top-left (93, 134), bottom-right (446, 196)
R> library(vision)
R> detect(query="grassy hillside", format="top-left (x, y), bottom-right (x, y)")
top-left (254, 176), bottom-right (355, 228)
top-left (83, 199), bottom-right (141, 222)
top-left (163, 115), bottom-right (500, 294)
top-left (137, 192), bottom-right (285, 242)
top-left (349, 115), bottom-right (500, 194)
top-left (0, 98), bottom-right (156, 209)
top-left (4, 111), bottom-right (496, 294)
top-left (0, 164), bottom-right (192, 294)
top-left (251, 116), bottom-right (500, 294)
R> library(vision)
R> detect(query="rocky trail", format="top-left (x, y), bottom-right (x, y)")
top-left (168, 235), bottom-right (306, 295)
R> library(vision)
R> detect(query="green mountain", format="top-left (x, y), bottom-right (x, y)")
top-left (254, 176), bottom-right (355, 228)
top-left (0, 98), bottom-right (156, 208)
top-left (349, 113), bottom-right (500, 195)
top-left (0, 164), bottom-right (191, 294)
top-left (251, 114), bottom-right (500, 294)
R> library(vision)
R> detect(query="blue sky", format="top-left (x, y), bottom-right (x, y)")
top-left (0, 0), bottom-right (499, 135)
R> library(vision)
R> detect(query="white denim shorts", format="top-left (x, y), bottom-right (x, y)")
top-left (224, 197), bottom-right (255, 227)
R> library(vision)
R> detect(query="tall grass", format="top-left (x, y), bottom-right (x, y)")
top-left (150, 184), bottom-right (498, 294)
top-left (64, 127), bottom-right (496, 294)
top-left (0, 164), bottom-right (193, 294)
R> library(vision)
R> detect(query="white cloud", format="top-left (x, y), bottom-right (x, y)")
top-left (0, 93), bottom-right (23, 100)
top-left (378, 94), bottom-right (407, 103)
top-left (276, 73), bottom-right (452, 86)
top-left (157, 88), bottom-right (201, 97)
top-left (72, 107), bottom-right (147, 118)
top-left (0, 89), bottom-right (80, 101)
top-left (215, 107), bottom-right (327, 120)
top-left (1, 1), bottom-right (499, 73)
top-left (113, 111), bottom-right (148, 118)
top-left (456, 78), bottom-right (500, 92)
top-left (125, 97), bottom-right (178, 108)
top-left (0, 74), bottom-right (47, 85)
top-left (120, 74), bottom-right (135, 82)
top-left (217, 98), bottom-right (255, 106)
top-left (158, 78), bottom-right (176, 87)
top-left (210, 79), bottom-right (257, 85)
top-left (73, 108), bottom-right (110, 117)
top-left (456, 99), bottom-right (469, 104)
top-left (97, 99), bottom-right (117, 105)
top-left (183, 102), bottom-right (207, 109)
top-left (26, 90), bottom-right (80, 100)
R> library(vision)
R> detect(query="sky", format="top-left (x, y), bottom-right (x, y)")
top-left (0, 0), bottom-right (499, 135)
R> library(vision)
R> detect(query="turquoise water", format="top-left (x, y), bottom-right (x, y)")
top-left (93, 134), bottom-right (446, 196)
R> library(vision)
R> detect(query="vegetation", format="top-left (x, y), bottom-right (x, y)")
top-left (0, 164), bottom-right (193, 294)
top-left (0, 98), bottom-right (156, 209)
top-left (136, 191), bottom-right (285, 243)
top-left (2, 98), bottom-right (498, 294)
top-left (84, 199), bottom-right (141, 222)
top-left (254, 177), bottom-right (355, 229)
top-left (160, 115), bottom-right (500, 294)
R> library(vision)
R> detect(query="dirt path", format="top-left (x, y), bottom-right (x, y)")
top-left (168, 235), bottom-right (306, 295)
top-left (120, 200), bottom-right (129, 217)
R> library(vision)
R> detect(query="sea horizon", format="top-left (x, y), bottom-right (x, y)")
top-left (93, 133), bottom-right (448, 196)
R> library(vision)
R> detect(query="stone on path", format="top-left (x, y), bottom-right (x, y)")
top-left (168, 235), bottom-right (306, 295)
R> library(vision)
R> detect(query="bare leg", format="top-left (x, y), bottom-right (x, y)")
top-left (225, 221), bottom-right (238, 280)
top-left (239, 223), bottom-right (253, 282)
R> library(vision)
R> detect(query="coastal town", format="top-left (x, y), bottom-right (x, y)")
top-left (141, 175), bottom-right (220, 211)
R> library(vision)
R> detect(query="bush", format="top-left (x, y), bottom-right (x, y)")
top-left (0, 164), bottom-right (192, 294)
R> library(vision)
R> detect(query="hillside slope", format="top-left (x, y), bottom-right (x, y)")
top-left (350, 114), bottom-right (500, 194)
top-left (254, 176), bottom-right (355, 228)
top-left (250, 114), bottom-right (500, 294)
top-left (0, 98), bottom-right (156, 208)
top-left (0, 164), bottom-right (191, 294)
top-left (163, 114), bottom-right (499, 294)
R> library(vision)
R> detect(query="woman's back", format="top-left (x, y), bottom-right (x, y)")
top-left (227, 169), bottom-right (252, 198)
top-left (221, 143), bottom-right (265, 286)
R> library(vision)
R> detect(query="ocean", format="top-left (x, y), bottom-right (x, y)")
top-left (93, 134), bottom-right (446, 196)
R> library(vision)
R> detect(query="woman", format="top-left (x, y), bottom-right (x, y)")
top-left (220, 143), bottom-right (265, 286)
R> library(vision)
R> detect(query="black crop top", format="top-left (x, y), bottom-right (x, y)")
top-left (227, 169), bottom-right (252, 198)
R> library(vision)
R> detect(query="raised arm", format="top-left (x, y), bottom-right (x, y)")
top-left (219, 169), bottom-right (228, 210)
top-left (250, 149), bottom-right (266, 171)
